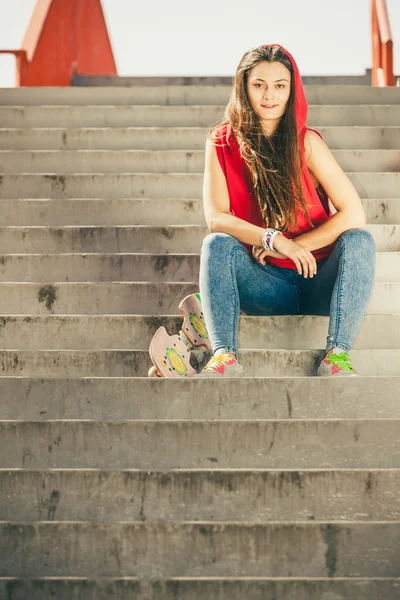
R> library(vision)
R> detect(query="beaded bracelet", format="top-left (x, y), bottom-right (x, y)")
top-left (261, 228), bottom-right (283, 252)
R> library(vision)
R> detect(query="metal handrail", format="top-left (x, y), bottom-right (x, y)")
top-left (371, 0), bottom-right (395, 86)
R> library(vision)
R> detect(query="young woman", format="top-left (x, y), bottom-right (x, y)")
top-left (196, 43), bottom-right (376, 377)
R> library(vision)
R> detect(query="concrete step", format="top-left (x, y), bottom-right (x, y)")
top-left (0, 281), bottom-right (397, 315)
top-left (71, 73), bottom-right (374, 86)
top-left (2, 126), bottom-right (400, 151)
top-left (0, 314), bottom-right (399, 350)
top-left (0, 197), bottom-right (398, 227)
top-left (0, 198), bottom-right (208, 226)
top-left (2, 149), bottom-right (400, 173)
top-left (1, 377), bottom-right (399, 421)
top-left (2, 468), bottom-right (400, 522)
top-left (0, 348), bottom-right (399, 377)
top-left (1, 578), bottom-right (400, 600)
top-left (0, 252), bottom-right (397, 282)
top-left (1, 84), bottom-right (399, 105)
top-left (1, 520), bottom-right (400, 577)
top-left (2, 420), bottom-right (400, 469)
top-left (0, 224), bottom-right (398, 253)
top-left (1, 105), bottom-right (400, 128)
top-left (0, 173), bottom-right (398, 199)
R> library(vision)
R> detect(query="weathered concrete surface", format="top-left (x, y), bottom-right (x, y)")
top-left (0, 522), bottom-right (400, 577)
top-left (0, 198), bottom-right (207, 226)
top-left (0, 197), bottom-right (398, 227)
top-left (0, 173), bottom-right (399, 199)
top-left (0, 281), bottom-right (397, 315)
top-left (1, 126), bottom-right (400, 151)
top-left (72, 72), bottom-right (374, 86)
top-left (1, 469), bottom-right (400, 522)
top-left (0, 314), bottom-right (399, 350)
top-left (1, 83), bottom-right (399, 105)
top-left (0, 348), bottom-right (399, 377)
top-left (0, 377), bottom-right (399, 421)
top-left (1, 149), bottom-right (400, 173)
top-left (1, 578), bottom-right (400, 600)
top-left (0, 224), bottom-right (397, 253)
top-left (0, 251), bottom-right (397, 282)
top-left (1, 420), bottom-right (400, 469)
top-left (2, 105), bottom-right (400, 129)
top-left (1, 84), bottom-right (399, 591)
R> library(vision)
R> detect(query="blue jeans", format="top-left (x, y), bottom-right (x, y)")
top-left (199, 229), bottom-right (376, 356)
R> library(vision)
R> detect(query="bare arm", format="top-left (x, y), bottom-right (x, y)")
top-left (292, 129), bottom-right (367, 251)
top-left (202, 138), bottom-right (269, 248)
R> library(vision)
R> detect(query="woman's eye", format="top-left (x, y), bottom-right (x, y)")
top-left (254, 84), bottom-right (285, 89)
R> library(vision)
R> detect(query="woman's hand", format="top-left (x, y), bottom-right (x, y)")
top-left (273, 235), bottom-right (317, 278)
top-left (252, 236), bottom-right (318, 278)
top-left (252, 245), bottom-right (286, 265)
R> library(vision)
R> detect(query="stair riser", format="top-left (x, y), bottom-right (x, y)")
top-left (1, 378), bottom-right (400, 421)
top-left (0, 198), bottom-right (398, 226)
top-left (0, 225), bottom-right (397, 253)
top-left (1, 421), bottom-right (400, 469)
top-left (2, 149), bottom-right (400, 173)
top-left (1, 105), bottom-right (400, 128)
top-left (0, 282), bottom-right (396, 315)
top-left (1, 470), bottom-right (399, 522)
top-left (1, 522), bottom-right (399, 577)
top-left (0, 252), bottom-right (397, 282)
top-left (0, 349), bottom-right (398, 377)
top-left (0, 579), bottom-right (398, 600)
top-left (1, 126), bottom-right (400, 150)
top-left (0, 173), bottom-right (398, 199)
top-left (1, 84), bottom-right (399, 105)
top-left (0, 314), bottom-right (399, 350)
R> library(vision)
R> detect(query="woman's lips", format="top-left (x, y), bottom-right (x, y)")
top-left (261, 104), bottom-right (278, 109)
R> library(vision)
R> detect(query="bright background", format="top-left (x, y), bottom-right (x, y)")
top-left (0, 0), bottom-right (399, 86)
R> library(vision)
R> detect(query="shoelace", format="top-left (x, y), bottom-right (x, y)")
top-left (202, 354), bottom-right (236, 372)
top-left (326, 351), bottom-right (355, 372)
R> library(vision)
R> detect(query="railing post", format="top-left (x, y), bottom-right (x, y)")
top-left (371, 0), bottom-right (395, 86)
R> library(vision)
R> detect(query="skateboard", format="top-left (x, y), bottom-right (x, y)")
top-left (148, 293), bottom-right (211, 378)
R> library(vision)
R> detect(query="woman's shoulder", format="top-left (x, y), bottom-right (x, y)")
top-left (303, 127), bottom-right (326, 166)
top-left (209, 122), bottom-right (235, 146)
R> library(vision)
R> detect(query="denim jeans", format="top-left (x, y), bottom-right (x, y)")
top-left (199, 228), bottom-right (376, 356)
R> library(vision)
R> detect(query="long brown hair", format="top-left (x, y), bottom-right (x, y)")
top-left (207, 44), bottom-right (313, 232)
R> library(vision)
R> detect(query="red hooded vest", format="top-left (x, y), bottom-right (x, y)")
top-left (213, 43), bottom-right (335, 269)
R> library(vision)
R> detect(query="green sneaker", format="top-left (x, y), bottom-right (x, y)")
top-left (317, 347), bottom-right (358, 377)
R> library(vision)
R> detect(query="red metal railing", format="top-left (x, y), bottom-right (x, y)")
top-left (0, 0), bottom-right (116, 87)
top-left (371, 0), bottom-right (395, 86)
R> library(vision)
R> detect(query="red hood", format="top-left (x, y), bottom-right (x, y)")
top-left (261, 43), bottom-right (308, 136)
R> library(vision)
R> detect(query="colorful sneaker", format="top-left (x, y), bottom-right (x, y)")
top-left (194, 353), bottom-right (245, 378)
top-left (317, 347), bottom-right (358, 377)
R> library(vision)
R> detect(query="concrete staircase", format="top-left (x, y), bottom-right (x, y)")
top-left (0, 85), bottom-right (399, 599)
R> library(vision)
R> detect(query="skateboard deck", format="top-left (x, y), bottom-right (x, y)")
top-left (179, 293), bottom-right (212, 351)
top-left (148, 293), bottom-right (211, 378)
top-left (148, 326), bottom-right (197, 378)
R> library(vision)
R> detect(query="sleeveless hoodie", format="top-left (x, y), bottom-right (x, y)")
top-left (213, 43), bottom-right (335, 269)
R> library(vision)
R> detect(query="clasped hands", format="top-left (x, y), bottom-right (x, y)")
top-left (252, 234), bottom-right (317, 278)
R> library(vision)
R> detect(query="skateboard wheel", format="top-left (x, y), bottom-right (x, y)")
top-left (148, 365), bottom-right (162, 378)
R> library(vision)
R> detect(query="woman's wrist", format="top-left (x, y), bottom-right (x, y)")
top-left (261, 228), bottom-right (284, 252)
top-left (271, 232), bottom-right (288, 253)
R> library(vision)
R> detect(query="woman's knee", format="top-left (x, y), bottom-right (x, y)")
top-left (338, 228), bottom-right (376, 254)
top-left (201, 232), bottom-right (242, 257)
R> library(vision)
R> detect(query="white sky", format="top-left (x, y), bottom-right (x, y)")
top-left (0, 0), bottom-right (399, 86)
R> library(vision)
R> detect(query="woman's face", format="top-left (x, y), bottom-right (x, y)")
top-left (246, 60), bottom-right (291, 131)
